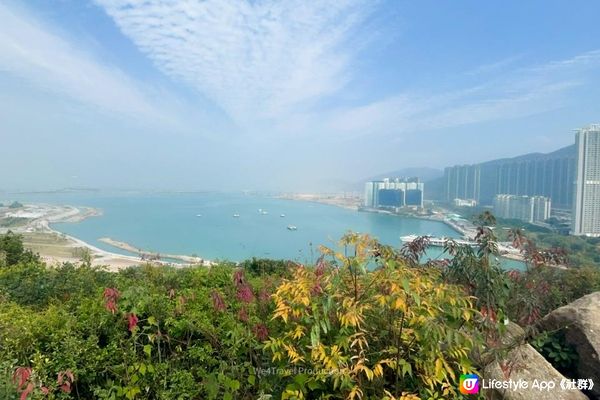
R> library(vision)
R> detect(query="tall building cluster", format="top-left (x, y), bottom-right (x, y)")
top-left (445, 165), bottom-right (480, 203)
top-left (444, 145), bottom-right (575, 209)
top-left (364, 124), bottom-right (599, 236)
top-left (364, 178), bottom-right (424, 209)
top-left (493, 194), bottom-right (551, 224)
top-left (572, 125), bottom-right (600, 237)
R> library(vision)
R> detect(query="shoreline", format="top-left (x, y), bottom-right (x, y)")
top-left (281, 194), bottom-right (526, 263)
top-left (276, 193), bottom-right (362, 211)
top-left (0, 203), bottom-right (212, 270)
top-left (2, 198), bottom-right (525, 268)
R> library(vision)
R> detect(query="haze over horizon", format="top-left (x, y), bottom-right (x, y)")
top-left (1, 0), bottom-right (600, 192)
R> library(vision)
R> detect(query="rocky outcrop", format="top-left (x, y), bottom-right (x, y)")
top-left (484, 343), bottom-right (588, 400)
top-left (483, 323), bottom-right (588, 400)
top-left (537, 291), bottom-right (600, 398)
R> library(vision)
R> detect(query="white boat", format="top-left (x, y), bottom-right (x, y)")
top-left (261, 210), bottom-right (268, 215)
top-left (196, 214), bottom-right (202, 217)
top-left (400, 235), bottom-right (478, 248)
top-left (280, 214), bottom-right (286, 217)
top-left (400, 234), bottom-right (420, 242)
top-left (287, 225), bottom-right (297, 231)
top-left (233, 213), bottom-right (240, 218)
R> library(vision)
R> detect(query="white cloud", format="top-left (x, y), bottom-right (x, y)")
top-left (326, 50), bottom-right (600, 137)
top-left (95, 0), bottom-right (372, 125)
top-left (0, 2), bottom-right (189, 129)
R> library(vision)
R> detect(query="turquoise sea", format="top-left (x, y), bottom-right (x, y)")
top-left (5, 192), bottom-right (524, 269)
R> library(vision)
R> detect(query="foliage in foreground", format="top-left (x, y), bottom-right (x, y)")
top-left (0, 233), bottom-right (485, 400)
top-left (266, 234), bottom-right (481, 399)
top-left (1, 222), bottom-right (600, 399)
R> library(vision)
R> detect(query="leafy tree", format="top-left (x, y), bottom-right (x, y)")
top-left (443, 214), bottom-right (509, 330)
top-left (240, 257), bottom-right (292, 277)
top-left (0, 231), bottom-right (25, 266)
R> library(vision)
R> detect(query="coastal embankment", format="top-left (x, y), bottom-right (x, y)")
top-left (98, 237), bottom-right (211, 266)
top-left (0, 203), bottom-right (211, 270)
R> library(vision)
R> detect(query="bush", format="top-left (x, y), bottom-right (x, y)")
top-left (1, 226), bottom-right (596, 399)
top-left (266, 233), bottom-right (485, 399)
top-left (239, 257), bottom-right (292, 277)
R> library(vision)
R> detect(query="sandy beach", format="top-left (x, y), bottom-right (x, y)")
top-left (0, 203), bottom-right (211, 270)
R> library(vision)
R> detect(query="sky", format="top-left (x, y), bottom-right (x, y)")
top-left (1, 0), bottom-right (600, 192)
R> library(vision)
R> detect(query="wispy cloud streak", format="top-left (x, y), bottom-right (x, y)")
top-left (326, 50), bottom-right (600, 137)
top-left (0, 2), bottom-right (189, 128)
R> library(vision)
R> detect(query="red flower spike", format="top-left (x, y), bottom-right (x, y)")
top-left (507, 270), bottom-right (520, 281)
top-left (211, 290), bottom-right (226, 312)
top-left (233, 269), bottom-right (246, 288)
top-left (253, 323), bottom-right (269, 341)
top-left (237, 284), bottom-right (254, 303)
top-left (60, 382), bottom-right (71, 393)
top-left (20, 383), bottom-right (33, 400)
top-left (127, 313), bottom-right (139, 332)
top-left (12, 367), bottom-right (31, 389)
top-left (315, 260), bottom-right (326, 278)
top-left (258, 288), bottom-right (270, 303)
top-left (238, 308), bottom-right (249, 322)
top-left (103, 288), bottom-right (120, 314)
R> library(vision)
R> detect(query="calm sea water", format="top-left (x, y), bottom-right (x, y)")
top-left (5, 192), bottom-right (524, 269)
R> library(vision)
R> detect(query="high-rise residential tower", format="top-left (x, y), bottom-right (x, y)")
top-left (364, 178), bottom-right (424, 209)
top-left (443, 145), bottom-right (575, 208)
top-left (493, 194), bottom-right (551, 224)
top-left (572, 124), bottom-right (600, 236)
top-left (444, 165), bottom-right (480, 203)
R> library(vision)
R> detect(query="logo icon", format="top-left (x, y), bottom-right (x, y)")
top-left (460, 374), bottom-right (479, 394)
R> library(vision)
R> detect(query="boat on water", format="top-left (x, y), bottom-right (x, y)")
top-left (280, 214), bottom-right (285, 217)
top-left (287, 225), bottom-right (297, 231)
top-left (233, 214), bottom-right (240, 218)
top-left (261, 210), bottom-right (268, 215)
top-left (196, 214), bottom-right (202, 217)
